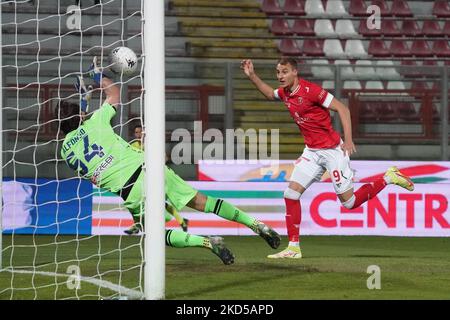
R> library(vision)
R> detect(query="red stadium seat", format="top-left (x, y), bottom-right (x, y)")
top-left (390, 0), bottom-right (413, 17)
top-left (411, 40), bottom-right (433, 57)
top-left (433, 0), bottom-right (450, 17)
top-left (422, 60), bottom-right (440, 77)
top-left (443, 21), bottom-right (450, 36)
top-left (359, 19), bottom-right (381, 36)
top-left (371, 0), bottom-right (390, 16)
top-left (422, 20), bottom-right (442, 37)
top-left (279, 39), bottom-right (302, 56)
top-left (292, 19), bottom-right (315, 35)
top-left (432, 40), bottom-right (450, 57)
top-left (349, 0), bottom-right (368, 16)
top-left (401, 20), bottom-right (422, 36)
top-left (302, 39), bottom-right (325, 56)
top-left (381, 20), bottom-right (401, 37)
top-left (283, 0), bottom-right (306, 15)
top-left (397, 102), bottom-right (419, 121)
top-left (411, 81), bottom-right (429, 93)
top-left (390, 40), bottom-right (410, 57)
top-left (360, 102), bottom-right (378, 122)
top-left (262, 0), bottom-right (284, 15)
top-left (271, 19), bottom-right (293, 35)
top-left (377, 103), bottom-right (397, 122)
top-left (368, 39), bottom-right (390, 57)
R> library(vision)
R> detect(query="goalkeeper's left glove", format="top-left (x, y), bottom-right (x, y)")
top-left (75, 75), bottom-right (93, 113)
top-left (87, 56), bottom-right (107, 86)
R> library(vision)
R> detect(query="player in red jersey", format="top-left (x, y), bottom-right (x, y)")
top-left (241, 57), bottom-right (414, 259)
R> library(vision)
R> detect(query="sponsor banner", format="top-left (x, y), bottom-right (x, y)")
top-left (2, 178), bottom-right (93, 235)
top-left (92, 181), bottom-right (450, 237)
top-left (198, 160), bottom-right (450, 184)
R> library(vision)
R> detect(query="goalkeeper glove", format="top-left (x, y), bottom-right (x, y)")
top-left (75, 75), bottom-right (93, 113)
top-left (87, 56), bottom-right (107, 85)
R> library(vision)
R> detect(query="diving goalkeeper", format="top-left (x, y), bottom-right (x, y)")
top-left (56, 57), bottom-right (281, 265)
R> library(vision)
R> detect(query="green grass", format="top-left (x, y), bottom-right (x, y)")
top-left (1, 235), bottom-right (450, 300)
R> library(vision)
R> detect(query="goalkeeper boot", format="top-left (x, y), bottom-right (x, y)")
top-left (209, 236), bottom-right (235, 265)
top-left (181, 218), bottom-right (189, 232)
top-left (267, 246), bottom-right (302, 259)
top-left (384, 166), bottom-right (414, 191)
top-left (124, 223), bottom-right (142, 235)
top-left (255, 222), bottom-right (281, 249)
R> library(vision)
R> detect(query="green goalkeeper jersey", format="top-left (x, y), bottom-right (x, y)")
top-left (61, 103), bottom-right (143, 193)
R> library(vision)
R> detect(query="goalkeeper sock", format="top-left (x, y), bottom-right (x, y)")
top-left (165, 229), bottom-right (211, 249)
top-left (205, 197), bottom-right (259, 231)
top-left (166, 204), bottom-right (184, 226)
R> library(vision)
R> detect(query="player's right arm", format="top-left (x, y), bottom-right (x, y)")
top-left (241, 59), bottom-right (276, 100)
top-left (89, 56), bottom-right (120, 108)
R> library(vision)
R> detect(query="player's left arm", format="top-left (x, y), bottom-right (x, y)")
top-left (328, 98), bottom-right (356, 157)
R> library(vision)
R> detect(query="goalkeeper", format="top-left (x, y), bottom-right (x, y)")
top-left (56, 57), bottom-right (281, 265)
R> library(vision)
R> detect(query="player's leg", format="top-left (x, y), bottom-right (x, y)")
top-left (166, 203), bottom-right (189, 232)
top-left (268, 149), bottom-right (324, 259)
top-left (165, 229), bottom-right (234, 265)
top-left (186, 192), bottom-right (281, 250)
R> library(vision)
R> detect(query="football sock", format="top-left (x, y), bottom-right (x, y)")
top-left (205, 197), bottom-right (258, 230)
top-left (165, 229), bottom-right (211, 249)
top-left (166, 204), bottom-right (184, 226)
top-left (352, 178), bottom-right (387, 209)
top-left (285, 198), bottom-right (301, 243)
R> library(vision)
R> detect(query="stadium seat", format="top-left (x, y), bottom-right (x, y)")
top-left (354, 60), bottom-right (377, 79)
top-left (368, 39), bottom-right (390, 57)
top-left (381, 20), bottom-right (402, 37)
top-left (335, 59), bottom-right (355, 78)
top-left (314, 19), bottom-right (335, 37)
top-left (302, 39), bottom-right (325, 56)
top-left (292, 19), bottom-right (315, 35)
top-left (343, 80), bottom-right (362, 89)
top-left (360, 102), bottom-right (378, 122)
top-left (323, 39), bottom-right (345, 57)
top-left (422, 20), bottom-right (442, 37)
top-left (305, 0), bottom-right (325, 15)
top-left (279, 39), bottom-right (302, 56)
top-left (422, 60), bottom-right (440, 77)
top-left (411, 40), bottom-right (433, 57)
top-left (271, 19), bottom-right (293, 35)
top-left (397, 102), bottom-right (419, 121)
top-left (390, 40), bottom-right (411, 57)
top-left (401, 20), bottom-right (422, 36)
top-left (365, 80), bottom-right (384, 89)
top-left (262, 0), bottom-right (284, 15)
top-left (377, 103), bottom-right (397, 122)
top-left (376, 60), bottom-right (400, 79)
top-left (345, 39), bottom-right (367, 58)
top-left (349, 0), bottom-right (368, 16)
top-left (433, 0), bottom-right (450, 17)
top-left (311, 59), bottom-right (334, 78)
top-left (371, 0), bottom-right (390, 16)
top-left (325, 0), bottom-right (348, 16)
top-left (322, 80), bottom-right (335, 90)
top-left (432, 40), bottom-right (450, 57)
top-left (390, 0), bottom-right (413, 17)
top-left (335, 20), bottom-right (358, 38)
top-left (283, 0), bottom-right (306, 15)
top-left (387, 81), bottom-right (406, 90)
top-left (410, 81), bottom-right (430, 94)
top-left (359, 20), bottom-right (381, 36)
top-left (443, 21), bottom-right (450, 36)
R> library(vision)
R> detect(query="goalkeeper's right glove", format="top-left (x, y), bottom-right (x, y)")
top-left (75, 75), bottom-right (93, 113)
top-left (87, 56), bottom-right (107, 86)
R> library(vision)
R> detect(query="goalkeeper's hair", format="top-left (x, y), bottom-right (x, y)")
top-left (56, 100), bottom-right (82, 134)
top-left (277, 57), bottom-right (297, 70)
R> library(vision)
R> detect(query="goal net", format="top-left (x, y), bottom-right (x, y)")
top-left (0, 0), bottom-right (148, 300)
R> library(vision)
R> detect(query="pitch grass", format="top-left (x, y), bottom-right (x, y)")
top-left (1, 235), bottom-right (449, 300)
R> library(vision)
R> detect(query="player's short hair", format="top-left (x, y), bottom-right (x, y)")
top-left (277, 57), bottom-right (298, 70)
top-left (134, 124), bottom-right (142, 131)
top-left (56, 100), bottom-right (82, 134)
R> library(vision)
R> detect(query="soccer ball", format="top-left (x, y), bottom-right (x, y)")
top-left (108, 46), bottom-right (138, 76)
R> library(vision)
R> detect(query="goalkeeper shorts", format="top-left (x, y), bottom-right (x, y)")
top-left (121, 165), bottom-right (198, 218)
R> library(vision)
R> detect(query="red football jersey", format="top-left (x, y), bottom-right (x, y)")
top-left (275, 79), bottom-right (341, 149)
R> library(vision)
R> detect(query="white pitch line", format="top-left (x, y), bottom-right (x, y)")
top-left (1, 269), bottom-right (144, 300)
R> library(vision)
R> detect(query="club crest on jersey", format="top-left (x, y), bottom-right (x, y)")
top-left (298, 97), bottom-right (303, 104)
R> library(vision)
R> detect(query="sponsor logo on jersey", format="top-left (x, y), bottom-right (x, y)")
top-left (91, 155), bottom-right (114, 185)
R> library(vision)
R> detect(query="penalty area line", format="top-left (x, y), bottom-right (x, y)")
top-left (1, 268), bottom-right (144, 299)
